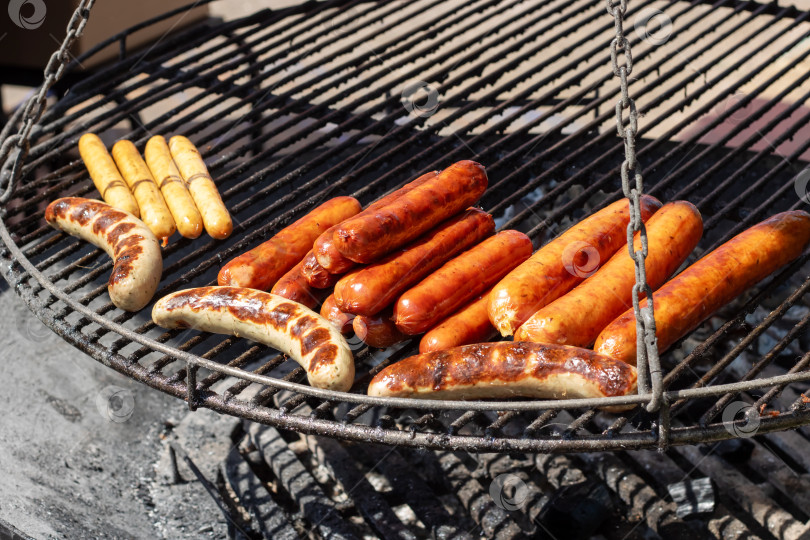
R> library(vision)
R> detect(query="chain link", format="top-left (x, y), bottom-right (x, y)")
top-left (0, 0), bottom-right (95, 204)
top-left (606, 0), bottom-right (664, 413)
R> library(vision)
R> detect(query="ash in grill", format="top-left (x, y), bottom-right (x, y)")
top-left (2, 0), bottom-right (810, 453)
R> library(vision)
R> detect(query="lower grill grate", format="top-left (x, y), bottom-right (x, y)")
top-left (2, 0), bottom-right (810, 452)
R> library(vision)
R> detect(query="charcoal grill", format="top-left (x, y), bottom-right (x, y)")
top-left (2, 0), bottom-right (810, 453)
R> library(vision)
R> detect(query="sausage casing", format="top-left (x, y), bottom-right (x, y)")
top-left (152, 286), bottom-right (354, 391)
top-left (515, 201), bottom-right (702, 347)
top-left (395, 230), bottom-right (532, 335)
top-left (301, 250), bottom-right (342, 289)
top-left (218, 196), bottom-right (361, 291)
top-left (353, 311), bottom-right (410, 348)
top-left (321, 294), bottom-right (354, 335)
top-left (144, 135), bottom-right (203, 239)
top-left (270, 252), bottom-right (326, 309)
top-left (419, 291), bottom-right (497, 354)
top-left (112, 140), bottom-right (176, 242)
top-left (314, 170), bottom-right (438, 273)
top-left (334, 208), bottom-right (495, 316)
top-left (367, 342), bottom-right (638, 402)
top-left (488, 195), bottom-right (662, 336)
top-left (169, 135), bottom-right (233, 240)
top-left (594, 210), bottom-right (810, 365)
top-left (334, 161), bottom-right (488, 263)
top-left (78, 133), bottom-right (140, 217)
top-left (45, 197), bottom-right (162, 312)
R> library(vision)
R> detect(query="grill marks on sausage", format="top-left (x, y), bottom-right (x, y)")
top-left (160, 288), bottom-right (340, 368)
top-left (378, 342), bottom-right (636, 397)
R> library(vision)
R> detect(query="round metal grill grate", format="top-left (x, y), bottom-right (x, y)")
top-left (2, 0), bottom-right (810, 452)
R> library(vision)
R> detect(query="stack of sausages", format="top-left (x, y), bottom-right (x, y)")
top-left (368, 196), bottom-right (810, 403)
top-left (217, 160), bottom-right (535, 350)
top-left (79, 133), bottom-right (232, 244)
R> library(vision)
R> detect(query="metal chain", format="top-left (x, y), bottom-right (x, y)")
top-left (0, 0), bottom-right (96, 204)
top-left (606, 0), bottom-right (665, 414)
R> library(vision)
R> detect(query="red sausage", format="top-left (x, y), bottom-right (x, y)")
top-left (595, 210), bottom-right (810, 365)
top-left (333, 161), bottom-right (488, 263)
top-left (515, 201), bottom-right (703, 347)
top-left (333, 208), bottom-right (495, 316)
top-left (419, 291), bottom-right (498, 353)
top-left (314, 171), bottom-right (439, 273)
top-left (269, 253), bottom-right (326, 309)
top-left (353, 311), bottom-right (410, 348)
top-left (218, 196), bottom-right (361, 290)
top-left (320, 294), bottom-right (355, 336)
top-left (301, 251), bottom-right (342, 289)
top-left (395, 230), bottom-right (533, 335)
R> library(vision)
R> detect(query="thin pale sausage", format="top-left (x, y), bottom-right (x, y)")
top-left (78, 133), bottom-right (140, 217)
top-left (368, 342), bottom-right (638, 404)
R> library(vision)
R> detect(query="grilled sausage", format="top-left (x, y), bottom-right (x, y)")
top-left (333, 161), bottom-right (488, 263)
top-left (419, 291), bottom-right (497, 353)
top-left (594, 210), bottom-right (810, 365)
top-left (270, 252), bottom-right (326, 309)
top-left (488, 195), bottom-right (662, 337)
top-left (334, 208), bottom-right (495, 316)
top-left (112, 140), bottom-right (176, 242)
top-left (353, 311), bottom-right (410, 348)
top-left (152, 286), bottom-right (355, 391)
top-left (168, 135), bottom-right (233, 240)
top-left (78, 133), bottom-right (140, 217)
top-left (515, 201), bottom-right (702, 347)
top-left (45, 197), bottom-right (162, 312)
top-left (321, 294), bottom-right (354, 335)
top-left (395, 230), bottom-right (532, 335)
top-left (301, 251), bottom-right (342, 289)
top-left (218, 196), bottom-right (361, 291)
top-left (144, 135), bottom-right (203, 239)
top-left (367, 342), bottom-right (638, 403)
top-left (314, 170), bottom-right (439, 273)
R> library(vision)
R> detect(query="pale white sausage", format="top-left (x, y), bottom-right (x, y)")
top-left (152, 286), bottom-right (355, 392)
top-left (45, 197), bottom-right (162, 312)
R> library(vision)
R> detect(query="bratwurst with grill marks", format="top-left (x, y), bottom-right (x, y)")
top-left (368, 342), bottom-right (638, 404)
top-left (45, 197), bottom-right (162, 312)
top-left (152, 286), bottom-right (355, 391)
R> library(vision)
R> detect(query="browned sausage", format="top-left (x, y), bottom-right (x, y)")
top-left (218, 196), bottom-right (361, 290)
top-left (333, 161), bottom-right (488, 263)
top-left (333, 208), bottom-right (495, 316)
top-left (314, 171), bottom-right (438, 273)
top-left (367, 342), bottom-right (638, 402)
top-left (320, 294), bottom-right (354, 335)
top-left (152, 286), bottom-right (354, 391)
top-left (45, 197), bottom-right (162, 312)
top-left (515, 201), bottom-right (703, 347)
top-left (488, 195), bottom-right (663, 337)
top-left (419, 291), bottom-right (497, 353)
top-left (594, 210), bottom-right (810, 365)
top-left (395, 230), bottom-right (532, 335)
top-left (353, 311), bottom-right (410, 348)
top-left (269, 252), bottom-right (326, 309)
top-left (301, 251), bottom-right (342, 289)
